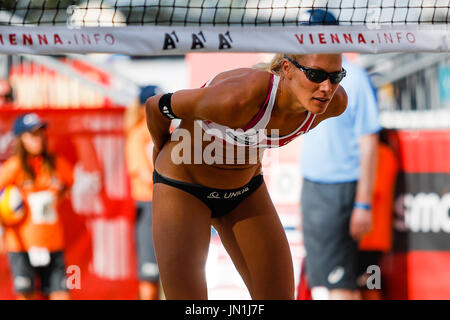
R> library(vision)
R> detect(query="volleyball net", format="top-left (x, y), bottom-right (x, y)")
top-left (0, 1), bottom-right (449, 54)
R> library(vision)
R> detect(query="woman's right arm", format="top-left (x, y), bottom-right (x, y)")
top-left (145, 93), bottom-right (171, 156)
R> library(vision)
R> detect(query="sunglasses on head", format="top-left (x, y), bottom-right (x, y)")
top-left (284, 55), bottom-right (346, 84)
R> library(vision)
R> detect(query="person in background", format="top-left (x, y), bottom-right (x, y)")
top-left (299, 9), bottom-right (381, 300)
top-left (0, 79), bottom-right (14, 107)
top-left (357, 129), bottom-right (398, 300)
top-left (0, 113), bottom-right (74, 300)
top-left (125, 85), bottom-right (162, 300)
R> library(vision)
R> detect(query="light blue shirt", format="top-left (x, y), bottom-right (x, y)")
top-left (300, 58), bottom-right (381, 183)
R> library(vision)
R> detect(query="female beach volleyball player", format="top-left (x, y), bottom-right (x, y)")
top-left (146, 53), bottom-right (347, 299)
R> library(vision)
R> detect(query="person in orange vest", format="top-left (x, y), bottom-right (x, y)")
top-left (125, 85), bottom-right (163, 300)
top-left (0, 113), bottom-right (74, 300)
top-left (358, 129), bottom-right (399, 300)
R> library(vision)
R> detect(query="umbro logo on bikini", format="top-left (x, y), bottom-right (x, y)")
top-left (207, 187), bottom-right (250, 200)
top-left (224, 187), bottom-right (249, 199)
top-left (207, 192), bottom-right (221, 199)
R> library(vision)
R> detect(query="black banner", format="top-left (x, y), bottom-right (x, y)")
top-left (393, 172), bottom-right (450, 252)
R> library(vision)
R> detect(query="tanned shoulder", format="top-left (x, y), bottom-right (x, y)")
top-left (237, 69), bottom-right (271, 108)
top-left (326, 85), bottom-right (348, 119)
top-left (207, 68), bottom-right (272, 128)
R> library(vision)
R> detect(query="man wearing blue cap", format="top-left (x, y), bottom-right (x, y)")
top-left (125, 85), bottom-right (162, 300)
top-left (299, 9), bottom-right (381, 300)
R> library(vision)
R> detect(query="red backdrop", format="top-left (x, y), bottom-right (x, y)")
top-left (2, 110), bottom-right (449, 300)
top-left (381, 130), bottom-right (450, 299)
top-left (0, 108), bottom-right (139, 300)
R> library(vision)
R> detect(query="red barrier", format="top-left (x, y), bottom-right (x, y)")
top-left (394, 131), bottom-right (450, 173)
top-left (381, 129), bottom-right (450, 299)
top-left (0, 108), bottom-right (139, 300)
top-left (9, 61), bottom-right (114, 109)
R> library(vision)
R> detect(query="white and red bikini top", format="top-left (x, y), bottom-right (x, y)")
top-left (196, 73), bottom-right (316, 163)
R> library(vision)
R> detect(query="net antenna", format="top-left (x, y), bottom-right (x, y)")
top-left (0, 0), bottom-right (448, 54)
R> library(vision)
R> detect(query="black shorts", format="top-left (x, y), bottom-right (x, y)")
top-left (153, 170), bottom-right (264, 218)
top-left (135, 201), bottom-right (159, 282)
top-left (7, 251), bottom-right (68, 295)
top-left (301, 178), bottom-right (359, 290)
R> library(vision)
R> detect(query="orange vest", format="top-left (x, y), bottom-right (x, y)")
top-left (359, 143), bottom-right (399, 252)
top-left (0, 155), bottom-right (74, 252)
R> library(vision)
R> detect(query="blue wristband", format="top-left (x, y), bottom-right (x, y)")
top-left (354, 202), bottom-right (371, 210)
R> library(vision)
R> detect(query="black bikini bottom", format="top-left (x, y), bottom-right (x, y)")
top-left (153, 170), bottom-right (264, 218)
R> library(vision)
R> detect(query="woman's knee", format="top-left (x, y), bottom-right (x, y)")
top-left (249, 259), bottom-right (295, 300)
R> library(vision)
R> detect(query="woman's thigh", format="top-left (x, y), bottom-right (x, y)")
top-left (212, 182), bottom-right (295, 300)
top-left (152, 182), bottom-right (212, 299)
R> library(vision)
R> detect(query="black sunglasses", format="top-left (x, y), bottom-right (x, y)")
top-left (284, 55), bottom-right (346, 84)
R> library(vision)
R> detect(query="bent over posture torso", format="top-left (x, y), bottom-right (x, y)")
top-left (146, 54), bottom-right (347, 299)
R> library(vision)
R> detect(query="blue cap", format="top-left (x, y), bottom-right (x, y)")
top-left (13, 113), bottom-right (47, 136)
top-left (299, 9), bottom-right (338, 25)
top-left (139, 85), bottom-right (162, 105)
